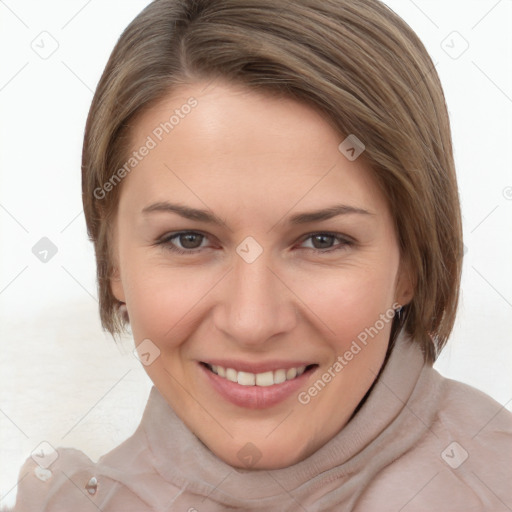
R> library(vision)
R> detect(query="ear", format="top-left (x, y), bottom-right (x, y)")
top-left (108, 218), bottom-right (126, 303)
top-left (394, 256), bottom-right (415, 307)
top-left (110, 265), bottom-right (126, 303)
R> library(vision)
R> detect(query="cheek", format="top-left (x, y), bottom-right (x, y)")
top-left (122, 259), bottom-right (215, 342)
top-left (121, 239), bottom-right (399, 350)
top-left (291, 260), bottom-right (398, 346)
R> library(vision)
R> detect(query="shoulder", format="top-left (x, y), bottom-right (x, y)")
top-left (433, 372), bottom-right (512, 466)
top-left (12, 443), bottom-right (149, 512)
top-left (436, 373), bottom-right (512, 430)
top-left (434, 374), bottom-right (512, 492)
top-left (358, 369), bottom-right (512, 511)
top-left (12, 446), bottom-right (98, 512)
top-left (430, 373), bottom-right (512, 509)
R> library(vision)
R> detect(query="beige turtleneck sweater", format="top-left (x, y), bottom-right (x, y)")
top-left (11, 333), bottom-right (512, 511)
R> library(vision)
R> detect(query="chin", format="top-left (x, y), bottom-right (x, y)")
top-left (211, 435), bottom-right (316, 470)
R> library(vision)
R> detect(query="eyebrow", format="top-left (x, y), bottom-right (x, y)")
top-left (141, 201), bottom-right (373, 226)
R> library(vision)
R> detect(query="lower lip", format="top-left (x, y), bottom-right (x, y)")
top-left (199, 363), bottom-right (316, 409)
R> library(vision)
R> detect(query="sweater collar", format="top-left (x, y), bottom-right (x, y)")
top-left (141, 330), bottom-right (430, 505)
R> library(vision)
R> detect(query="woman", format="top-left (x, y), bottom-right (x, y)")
top-left (12, 0), bottom-right (512, 510)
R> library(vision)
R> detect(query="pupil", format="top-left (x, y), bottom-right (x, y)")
top-left (313, 234), bottom-right (333, 249)
top-left (181, 233), bottom-right (202, 249)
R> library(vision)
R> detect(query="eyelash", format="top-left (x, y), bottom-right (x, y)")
top-left (155, 231), bottom-right (354, 255)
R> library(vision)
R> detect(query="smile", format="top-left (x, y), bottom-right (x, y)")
top-left (200, 361), bottom-right (318, 409)
top-left (204, 363), bottom-right (315, 386)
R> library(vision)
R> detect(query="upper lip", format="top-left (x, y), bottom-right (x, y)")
top-left (200, 359), bottom-right (317, 374)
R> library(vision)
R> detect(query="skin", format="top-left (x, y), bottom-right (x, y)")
top-left (110, 80), bottom-right (414, 469)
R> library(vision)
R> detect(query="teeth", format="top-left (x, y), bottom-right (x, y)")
top-left (208, 364), bottom-right (310, 386)
top-left (274, 369), bottom-right (286, 384)
top-left (226, 368), bottom-right (237, 383)
top-left (286, 367), bottom-right (297, 380)
top-left (255, 371), bottom-right (274, 387)
top-left (237, 371), bottom-right (255, 386)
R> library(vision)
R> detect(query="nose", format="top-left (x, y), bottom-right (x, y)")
top-left (213, 249), bottom-right (297, 348)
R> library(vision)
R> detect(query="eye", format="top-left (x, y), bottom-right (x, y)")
top-left (156, 231), bottom-right (210, 254)
top-left (298, 232), bottom-right (353, 253)
top-left (155, 230), bottom-right (354, 256)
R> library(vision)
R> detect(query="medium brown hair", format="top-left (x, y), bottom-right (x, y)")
top-left (82, 0), bottom-right (463, 362)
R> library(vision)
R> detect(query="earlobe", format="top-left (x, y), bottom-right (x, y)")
top-left (396, 288), bottom-right (414, 308)
top-left (395, 259), bottom-right (416, 307)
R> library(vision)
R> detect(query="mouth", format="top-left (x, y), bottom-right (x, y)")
top-left (201, 362), bottom-right (318, 386)
top-left (199, 361), bottom-right (319, 409)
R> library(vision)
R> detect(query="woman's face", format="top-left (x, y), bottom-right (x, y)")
top-left (110, 81), bottom-right (413, 469)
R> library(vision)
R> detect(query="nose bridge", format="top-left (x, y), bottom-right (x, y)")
top-left (214, 248), bottom-right (296, 345)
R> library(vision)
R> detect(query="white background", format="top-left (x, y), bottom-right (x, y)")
top-left (1, 0), bottom-right (511, 508)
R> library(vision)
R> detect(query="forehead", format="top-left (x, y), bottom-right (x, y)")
top-left (120, 80), bottom-right (387, 218)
